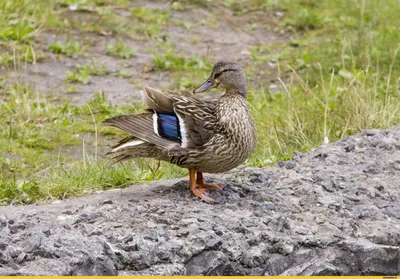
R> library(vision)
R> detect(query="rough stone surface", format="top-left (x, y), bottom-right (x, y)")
top-left (1, 127), bottom-right (400, 275)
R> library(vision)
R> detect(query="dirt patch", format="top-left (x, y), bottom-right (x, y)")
top-left (2, 2), bottom-right (286, 106)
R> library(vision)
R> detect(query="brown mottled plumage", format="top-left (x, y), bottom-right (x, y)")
top-left (103, 61), bottom-right (258, 202)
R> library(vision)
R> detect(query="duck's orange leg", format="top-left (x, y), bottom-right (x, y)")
top-left (189, 168), bottom-right (214, 203)
top-left (196, 171), bottom-right (224, 193)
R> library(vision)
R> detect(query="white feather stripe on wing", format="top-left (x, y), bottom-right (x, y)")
top-left (175, 113), bottom-right (189, 148)
top-left (152, 112), bottom-right (160, 136)
top-left (111, 139), bottom-right (145, 152)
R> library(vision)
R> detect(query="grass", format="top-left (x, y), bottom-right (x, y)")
top-left (152, 54), bottom-right (212, 90)
top-left (244, 0), bottom-right (400, 162)
top-left (0, 83), bottom-right (186, 205)
top-left (105, 39), bottom-right (135, 59)
top-left (1, 0), bottom-right (400, 204)
top-left (66, 61), bottom-right (109, 84)
top-left (0, 1), bottom-right (52, 66)
top-left (131, 7), bottom-right (170, 38)
top-left (1, 157), bottom-right (186, 205)
top-left (48, 41), bottom-right (87, 58)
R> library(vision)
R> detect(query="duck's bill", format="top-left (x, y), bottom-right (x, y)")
top-left (193, 78), bottom-right (215, 93)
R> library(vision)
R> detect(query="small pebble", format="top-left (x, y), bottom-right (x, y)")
top-left (345, 143), bottom-right (356, 152)
top-left (285, 160), bottom-right (297, 169)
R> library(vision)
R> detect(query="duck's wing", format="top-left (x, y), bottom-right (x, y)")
top-left (141, 86), bottom-right (217, 148)
top-left (104, 87), bottom-right (217, 157)
top-left (172, 96), bottom-right (217, 148)
top-left (141, 86), bottom-right (174, 114)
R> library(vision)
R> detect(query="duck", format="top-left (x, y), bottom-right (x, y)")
top-left (103, 61), bottom-right (258, 203)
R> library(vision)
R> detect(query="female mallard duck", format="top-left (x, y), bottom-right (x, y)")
top-left (104, 61), bottom-right (257, 202)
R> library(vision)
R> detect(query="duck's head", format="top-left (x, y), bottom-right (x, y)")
top-left (193, 61), bottom-right (247, 96)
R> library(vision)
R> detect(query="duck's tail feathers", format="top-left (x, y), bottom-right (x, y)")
top-left (106, 135), bottom-right (145, 154)
top-left (106, 136), bottom-right (166, 165)
top-left (107, 153), bottom-right (133, 166)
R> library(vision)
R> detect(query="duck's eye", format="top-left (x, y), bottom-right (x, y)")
top-left (214, 68), bottom-right (236, 79)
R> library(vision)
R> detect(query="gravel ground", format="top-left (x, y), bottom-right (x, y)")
top-left (1, 127), bottom-right (400, 275)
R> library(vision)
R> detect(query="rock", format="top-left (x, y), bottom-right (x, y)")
top-left (294, 151), bottom-right (305, 158)
top-left (371, 136), bottom-right (397, 150)
top-left (101, 199), bottom-right (113, 205)
top-left (261, 201), bottom-right (276, 211)
top-left (374, 199), bottom-right (390, 209)
top-left (241, 246), bottom-right (267, 268)
top-left (345, 143), bottom-right (355, 152)
top-left (385, 205), bottom-right (400, 219)
top-left (205, 236), bottom-right (223, 250)
top-left (294, 227), bottom-right (309, 235)
top-left (23, 233), bottom-right (43, 253)
top-left (7, 246), bottom-right (21, 258)
top-left (313, 146), bottom-right (329, 159)
top-left (341, 239), bottom-right (400, 275)
top-left (1, 127), bottom-right (400, 275)
top-left (8, 223), bottom-right (26, 234)
top-left (285, 160), bottom-right (297, 170)
top-left (363, 160), bottom-right (382, 174)
top-left (264, 254), bottom-right (292, 275)
top-left (185, 251), bottom-right (235, 275)
top-left (0, 242), bottom-right (7, 250)
top-left (277, 160), bottom-right (296, 169)
top-left (76, 212), bottom-right (102, 224)
top-left (0, 251), bottom-right (10, 265)
top-left (71, 256), bottom-right (117, 275)
top-left (363, 129), bottom-right (379, 136)
top-left (16, 252), bottom-right (26, 264)
top-left (120, 264), bottom-right (186, 275)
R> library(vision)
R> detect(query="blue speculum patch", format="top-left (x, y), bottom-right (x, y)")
top-left (157, 113), bottom-right (181, 143)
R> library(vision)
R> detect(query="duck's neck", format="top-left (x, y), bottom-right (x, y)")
top-left (225, 87), bottom-right (247, 98)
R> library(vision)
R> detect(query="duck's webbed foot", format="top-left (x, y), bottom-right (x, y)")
top-left (189, 168), bottom-right (216, 203)
top-left (197, 171), bottom-right (224, 193)
top-left (198, 183), bottom-right (224, 193)
top-left (192, 187), bottom-right (215, 203)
